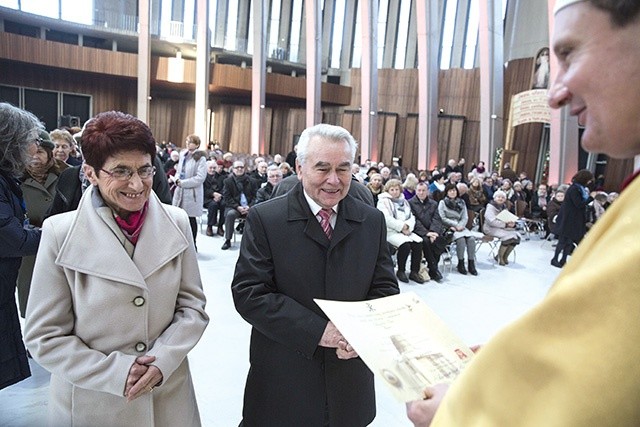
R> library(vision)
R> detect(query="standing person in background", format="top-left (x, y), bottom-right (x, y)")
top-left (171, 134), bottom-right (207, 250)
top-left (231, 124), bottom-right (398, 427)
top-left (550, 169), bottom-right (593, 268)
top-left (16, 130), bottom-right (68, 318)
top-left (407, 1), bottom-right (640, 425)
top-left (0, 103), bottom-right (43, 391)
top-left (50, 129), bottom-right (82, 166)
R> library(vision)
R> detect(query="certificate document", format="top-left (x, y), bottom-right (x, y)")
top-left (496, 209), bottom-right (520, 223)
top-left (315, 292), bottom-right (474, 402)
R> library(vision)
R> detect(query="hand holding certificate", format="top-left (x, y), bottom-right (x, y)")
top-left (315, 293), bottom-right (474, 402)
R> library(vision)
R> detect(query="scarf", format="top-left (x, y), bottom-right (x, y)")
top-left (114, 201), bottom-right (149, 245)
top-left (475, 165), bottom-right (486, 174)
top-left (444, 197), bottom-right (463, 212)
top-left (490, 200), bottom-right (507, 211)
top-left (26, 150), bottom-right (55, 184)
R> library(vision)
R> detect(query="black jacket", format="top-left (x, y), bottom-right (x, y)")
top-left (222, 173), bottom-right (259, 210)
top-left (0, 172), bottom-right (40, 390)
top-left (408, 195), bottom-right (444, 237)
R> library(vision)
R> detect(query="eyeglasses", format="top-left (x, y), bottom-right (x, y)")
top-left (233, 166), bottom-right (245, 169)
top-left (101, 165), bottom-right (156, 181)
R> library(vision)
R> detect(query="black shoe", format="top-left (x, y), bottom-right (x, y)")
top-left (468, 260), bottom-right (478, 276)
top-left (221, 240), bottom-right (231, 250)
top-left (396, 270), bottom-right (409, 283)
top-left (457, 260), bottom-right (467, 275)
top-left (550, 259), bottom-right (563, 268)
top-left (409, 272), bottom-right (425, 284)
top-left (430, 270), bottom-right (444, 283)
top-left (216, 226), bottom-right (224, 237)
top-left (206, 226), bottom-right (214, 236)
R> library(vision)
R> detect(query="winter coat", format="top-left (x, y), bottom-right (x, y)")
top-left (172, 150), bottom-right (207, 217)
top-left (25, 186), bottom-right (209, 426)
top-left (377, 192), bottom-right (423, 247)
top-left (555, 183), bottom-right (589, 243)
top-left (438, 197), bottom-right (479, 240)
top-left (0, 172), bottom-right (40, 390)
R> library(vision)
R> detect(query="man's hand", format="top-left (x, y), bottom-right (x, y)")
top-left (406, 383), bottom-right (450, 427)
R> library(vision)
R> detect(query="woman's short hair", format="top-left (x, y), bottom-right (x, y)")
top-left (402, 173), bottom-right (419, 190)
top-left (186, 134), bottom-right (201, 147)
top-left (444, 183), bottom-right (459, 197)
top-left (0, 102), bottom-right (43, 176)
top-left (296, 124), bottom-right (357, 166)
top-left (493, 190), bottom-right (507, 200)
top-left (384, 178), bottom-right (403, 192)
top-left (572, 169), bottom-right (594, 186)
top-left (81, 111), bottom-right (156, 171)
top-left (50, 129), bottom-right (75, 146)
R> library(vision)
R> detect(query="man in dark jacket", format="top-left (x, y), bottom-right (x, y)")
top-left (203, 160), bottom-right (227, 236)
top-left (254, 164), bottom-right (283, 204)
top-left (231, 124), bottom-right (398, 426)
top-left (409, 182), bottom-right (447, 282)
top-left (221, 160), bottom-right (259, 250)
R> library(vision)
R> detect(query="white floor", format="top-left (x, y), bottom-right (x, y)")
top-left (0, 227), bottom-right (561, 427)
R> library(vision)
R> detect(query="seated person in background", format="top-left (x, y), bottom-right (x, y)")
top-left (221, 160), bottom-right (258, 250)
top-left (546, 185), bottom-right (566, 237)
top-left (279, 161), bottom-right (294, 178)
top-left (409, 182), bottom-right (446, 282)
top-left (250, 160), bottom-right (268, 186)
top-left (467, 177), bottom-right (487, 213)
top-left (438, 183), bottom-right (479, 276)
top-left (605, 191), bottom-right (619, 209)
top-left (377, 179), bottom-right (424, 284)
top-left (366, 172), bottom-right (384, 206)
top-left (500, 179), bottom-right (515, 204)
top-left (402, 173), bottom-right (419, 201)
top-left (429, 172), bottom-right (446, 202)
top-left (203, 160), bottom-right (227, 237)
top-left (482, 176), bottom-right (497, 201)
top-left (511, 181), bottom-right (529, 216)
top-left (163, 150), bottom-right (179, 172)
top-left (531, 183), bottom-right (550, 220)
top-left (255, 165), bottom-right (283, 204)
top-left (456, 182), bottom-right (471, 209)
top-left (586, 191), bottom-right (608, 229)
top-left (483, 190), bottom-right (521, 266)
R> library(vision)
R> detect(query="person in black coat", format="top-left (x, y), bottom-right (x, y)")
top-left (231, 124), bottom-right (398, 426)
top-left (220, 160), bottom-right (259, 250)
top-left (409, 182), bottom-right (447, 282)
top-left (203, 160), bottom-right (227, 236)
top-left (254, 164), bottom-right (283, 204)
top-left (551, 170), bottom-right (594, 267)
top-left (0, 102), bottom-right (42, 390)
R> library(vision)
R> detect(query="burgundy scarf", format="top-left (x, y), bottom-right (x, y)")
top-left (114, 201), bottom-right (149, 245)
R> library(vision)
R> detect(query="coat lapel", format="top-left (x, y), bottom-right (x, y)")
top-left (56, 188), bottom-right (188, 289)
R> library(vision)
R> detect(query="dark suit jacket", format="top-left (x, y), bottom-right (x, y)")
top-left (222, 173), bottom-right (258, 211)
top-left (231, 182), bottom-right (398, 427)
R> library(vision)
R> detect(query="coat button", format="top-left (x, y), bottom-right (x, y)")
top-left (133, 296), bottom-right (145, 306)
top-left (135, 342), bottom-right (147, 352)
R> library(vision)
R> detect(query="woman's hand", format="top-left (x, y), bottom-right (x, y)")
top-left (402, 224), bottom-right (412, 235)
top-left (125, 355), bottom-right (164, 402)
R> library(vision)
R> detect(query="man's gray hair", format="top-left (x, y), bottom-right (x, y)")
top-left (0, 102), bottom-right (44, 177)
top-left (267, 164), bottom-right (282, 175)
top-left (296, 124), bottom-right (357, 166)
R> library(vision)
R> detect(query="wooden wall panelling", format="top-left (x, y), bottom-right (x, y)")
top-left (405, 116), bottom-right (419, 170)
top-left (228, 106), bottom-right (252, 155)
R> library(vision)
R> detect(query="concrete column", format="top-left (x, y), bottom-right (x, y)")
top-left (360, 0), bottom-right (378, 162)
top-left (405, 0), bottom-right (418, 68)
top-left (305, 0), bottom-right (322, 127)
top-left (194, 0), bottom-right (210, 144)
top-left (416, 0), bottom-right (439, 170)
top-left (237, 0), bottom-right (251, 53)
top-left (450, 0), bottom-right (471, 68)
top-left (278, 0), bottom-right (293, 59)
top-left (321, 0), bottom-right (335, 71)
top-left (252, 0), bottom-right (267, 155)
top-left (477, 0), bottom-right (504, 168)
top-left (382, 0), bottom-right (400, 68)
top-left (137, 0), bottom-right (151, 123)
top-left (213, 0), bottom-right (228, 48)
top-left (339, 0), bottom-right (356, 69)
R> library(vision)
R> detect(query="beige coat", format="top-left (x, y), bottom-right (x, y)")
top-left (25, 186), bottom-right (209, 427)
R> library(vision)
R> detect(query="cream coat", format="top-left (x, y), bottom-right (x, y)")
top-left (377, 192), bottom-right (423, 247)
top-left (25, 186), bottom-right (209, 427)
top-left (432, 175), bottom-right (640, 425)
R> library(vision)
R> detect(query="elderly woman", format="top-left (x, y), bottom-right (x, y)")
top-left (402, 173), bottom-right (419, 200)
top-left (0, 103), bottom-right (43, 391)
top-left (483, 190), bottom-right (521, 266)
top-left (438, 183), bottom-right (479, 275)
top-left (50, 128), bottom-right (82, 166)
top-left (25, 111), bottom-right (209, 426)
top-left (16, 130), bottom-right (68, 318)
top-left (366, 172), bottom-right (384, 205)
top-left (377, 179), bottom-right (424, 284)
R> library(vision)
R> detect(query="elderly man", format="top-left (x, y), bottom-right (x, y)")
top-left (254, 164), bottom-right (283, 204)
top-left (221, 160), bottom-right (258, 250)
top-left (232, 124), bottom-right (399, 426)
top-left (407, 1), bottom-right (640, 425)
top-left (408, 182), bottom-right (446, 283)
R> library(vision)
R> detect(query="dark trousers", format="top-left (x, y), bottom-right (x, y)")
top-left (205, 200), bottom-right (225, 227)
top-left (422, 235), bottom-right (447, 273)
top-left (397, 241), bottom-right (422, 273)
top-left (553, 235), bottom-right (575, 263)
top-left (188, 216), bottom-right (197, 244)
top-left (224, 208), bottom-right (246, 241)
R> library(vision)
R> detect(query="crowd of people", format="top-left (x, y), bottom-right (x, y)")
top-left (3, 2), bottom-right (640, 424)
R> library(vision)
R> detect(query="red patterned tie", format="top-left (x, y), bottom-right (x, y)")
top-left (318, 208), bottom-right (333, 240)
